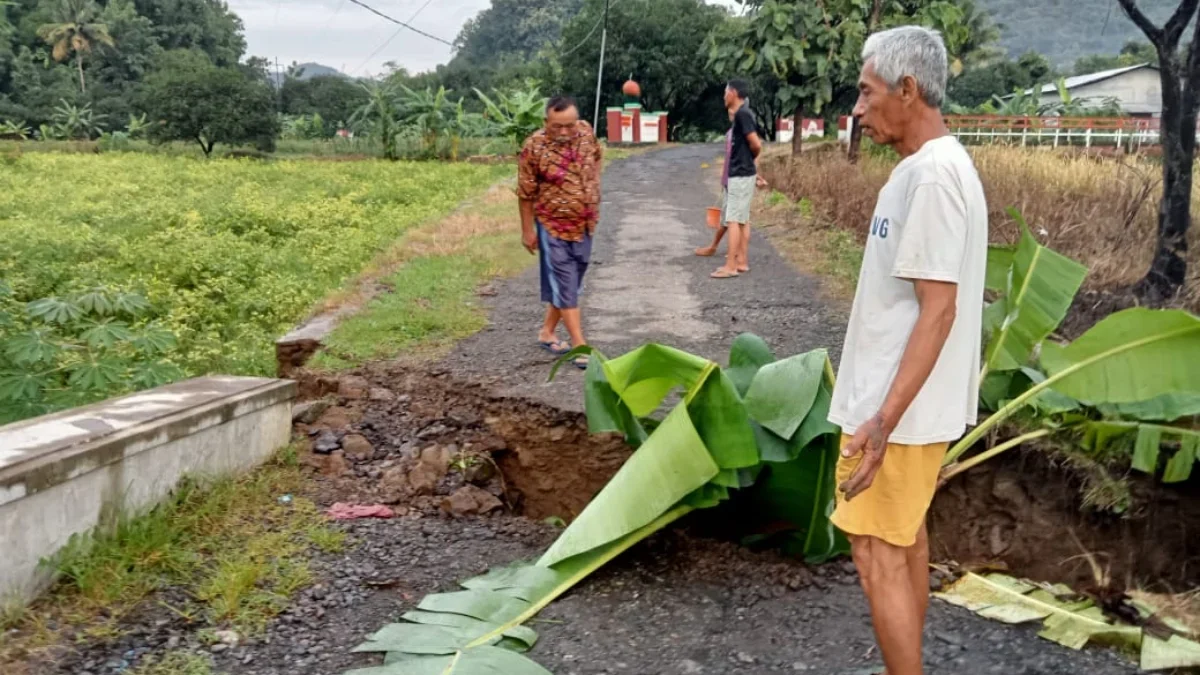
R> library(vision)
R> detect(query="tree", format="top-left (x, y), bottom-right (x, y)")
top-left (282, 75), bottom-right (368, 133)
top-left (560, 0), bottom-right (729, 140)
top-left (37, 0), bottom-right (115, 93)
top-left (454, 0), bottom-right (585, 66)
top-left (137, 50), bottom-right (278, 156)
top-left (711, 0), bottom-right (980, 156)
top-left (1118, 0), bottom-right (1198, 300)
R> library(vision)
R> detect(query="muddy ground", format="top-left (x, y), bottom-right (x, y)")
top-left (25, 146), bottom-right (1190, 675)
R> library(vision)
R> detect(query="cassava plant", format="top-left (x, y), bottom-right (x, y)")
top-left (0, 282), bottom-right (182, 424)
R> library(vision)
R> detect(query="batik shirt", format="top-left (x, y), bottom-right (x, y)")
top-left (517, 120), bottom-right (603, 242)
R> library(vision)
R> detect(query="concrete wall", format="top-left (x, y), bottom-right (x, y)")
top-left (0, 376), bottom-right (296, 605)
top-left (1038, 69), bottom-right (1163, 116)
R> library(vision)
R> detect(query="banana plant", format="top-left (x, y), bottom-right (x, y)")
top-left (943, 304), bottom-right (1200, 481)
top-left (343, 335), bottom-right (846, 673)
top-left (0, 119), bottom-right (31, 140)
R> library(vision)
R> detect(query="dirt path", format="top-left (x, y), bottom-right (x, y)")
top-left (445, 144), bottom-right (847, 411)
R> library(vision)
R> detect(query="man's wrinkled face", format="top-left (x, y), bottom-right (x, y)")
top-left (852, 60), bottom-right (909, 146)
top-left (724, 85), bottom-right (737, 109)
top-left (545, 105), bottom-right (579, 144)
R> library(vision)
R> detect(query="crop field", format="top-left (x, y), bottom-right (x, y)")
top-left (0, 153), bottom-right (510, 420)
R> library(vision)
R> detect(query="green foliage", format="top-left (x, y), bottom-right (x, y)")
top-left (280, 75), bottom-right (366, 135)
top-left (711, 0), bottom-right (981, 124)
top-left (0, 152), bottom-right (509, 422)
top-left (51, 98), bottom-right (105, 139)
top-left (944, 214), bottom-right (1200, 489)
top-left (0, 118), bottom-right (29, 139)
top-left (0, 283), bottom-right (180, 423)
top-left (562, 0), bottom-right (730, 138)
top-left (0, 0), bottom-right (244, 127)
top-left (36, 0), bottom-right (115, 93)
top-left (138, 50), bottom-right (279, 156)
top-left (475, 83), bottom-right (546, 150)
top-left (351, 80), bottom-right (402, 161)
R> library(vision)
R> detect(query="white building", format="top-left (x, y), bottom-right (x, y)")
top-left (1024, 63), bottom-right (1162, 117)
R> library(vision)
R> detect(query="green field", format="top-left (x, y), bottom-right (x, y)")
top-left (0, 153), bottom-right (510, 416)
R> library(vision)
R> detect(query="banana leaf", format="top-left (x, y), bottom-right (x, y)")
top-left (687, 368), bottom-right (759, 469)
top-left (345, 646), bottom-right (553, 675)
top-left (743, 350), bottom-right (828, 439)
top-left (935, 572), bottom-right (1140, 651)
top-left (727, 332), bottom-right (776, 396)
top-left (980, 367), bottom-right (1080, 415)
top-left (745, 431), bottom-right (849, 563)
top-left (1040, 309), bottom-right (1200, 404)
top-left (983, 212), bottom-right (1088, 376)
top-left (985, 244), bottom-right (1016, 292)
top-left (1096, 392), bottom-right (1200, 422)
top-left (1141, 634), bottom-right (1200, 671)
top-left (536, 402), bottom-right (719, 567)
top-left (600, 343), bottom-right (711, 417)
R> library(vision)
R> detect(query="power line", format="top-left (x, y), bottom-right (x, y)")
top-left (561, 0), bottom-right (622, 58)
top-left (344, 0), bottom-right (454, 48)
top-left (352, 0), bottom-right (438, 75)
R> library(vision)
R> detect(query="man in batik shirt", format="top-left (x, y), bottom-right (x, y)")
top-left (517, 95), bottom-right (603, 370)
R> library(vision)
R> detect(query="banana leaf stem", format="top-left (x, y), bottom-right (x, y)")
top-left (940, 429), bottom-right (1051, 483)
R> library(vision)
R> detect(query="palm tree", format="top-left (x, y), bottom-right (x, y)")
top-left (37, 0), bottom-right (115, 94)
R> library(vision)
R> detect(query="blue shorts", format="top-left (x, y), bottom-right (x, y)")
top-left (538, 222), bottom-right (592, 309)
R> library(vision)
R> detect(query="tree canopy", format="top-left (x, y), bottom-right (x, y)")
top-left (0, 0), bottom-right (245, 126)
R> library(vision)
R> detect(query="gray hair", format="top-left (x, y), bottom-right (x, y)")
top-left (862, 26), bottom-right (948, 108)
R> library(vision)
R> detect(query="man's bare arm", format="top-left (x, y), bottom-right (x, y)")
top-left (839, 278), bottom-right (957, 500)
top-left (519, 198), bottom-right (537, 253)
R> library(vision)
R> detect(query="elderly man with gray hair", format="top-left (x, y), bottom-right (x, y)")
top-left (826, 26), bottom-right (988, 675)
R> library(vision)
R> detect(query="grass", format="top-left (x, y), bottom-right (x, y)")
top-left (755, 188), bottom-right (863, 302)
top-left (126, 651), bottom-right (214, 675)
top-left (310, 183), bottom-right (530, 368)
top-left (761, 143), bottom-right (1200, 310)
top-left (0, 447), bottom-right (341, 667)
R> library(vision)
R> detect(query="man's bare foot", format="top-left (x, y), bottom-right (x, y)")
top-left (694, 246), bottom-right (717, 257)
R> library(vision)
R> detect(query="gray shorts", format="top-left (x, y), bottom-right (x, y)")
top-left (724, 175), bottom-right (754, 224)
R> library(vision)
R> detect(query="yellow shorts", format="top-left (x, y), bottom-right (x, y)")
top-left (830, 434), bottom-right (949, 548)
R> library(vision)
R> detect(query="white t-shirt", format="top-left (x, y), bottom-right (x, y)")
top-left (827, 136), bottom-right (988, 445)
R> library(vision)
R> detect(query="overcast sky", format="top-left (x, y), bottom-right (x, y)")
top-left (228, 0), bottom-right (741, 78)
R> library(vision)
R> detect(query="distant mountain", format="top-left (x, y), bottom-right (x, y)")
top-left (268, 62), bottom-right (348, 87)
top-left (981, 0), bottom-right (1180, 67)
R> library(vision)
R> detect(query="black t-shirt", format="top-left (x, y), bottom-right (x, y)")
top-left (728, 104), bottom-right (758, 178)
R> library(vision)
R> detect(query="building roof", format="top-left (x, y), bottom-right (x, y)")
top-left (1023, 63), bottom-right (1157, 96)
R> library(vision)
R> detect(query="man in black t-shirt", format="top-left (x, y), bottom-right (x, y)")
top-left (712, 79), bottom-right (763, 279)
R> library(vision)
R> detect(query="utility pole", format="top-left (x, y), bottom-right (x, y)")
top-left (592, 0), bottom-right (610, 131)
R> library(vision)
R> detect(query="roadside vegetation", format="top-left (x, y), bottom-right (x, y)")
top-left (0, 446), bottom-right (340, 671)
top-left (0, 154), bottom-right (509, 423)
